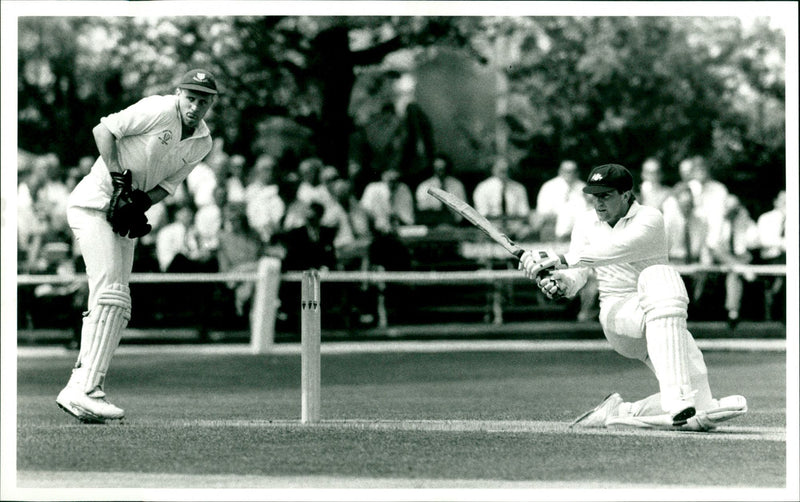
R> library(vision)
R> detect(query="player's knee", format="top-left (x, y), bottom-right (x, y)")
top-left (97, 283), bottom-right (132, 319)
top-left (638, 265), bottom-right (688, 321)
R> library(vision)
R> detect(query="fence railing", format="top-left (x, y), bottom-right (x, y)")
top-left (17, 261), bottom-right (787, 353)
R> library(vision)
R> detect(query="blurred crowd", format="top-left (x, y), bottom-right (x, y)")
top-left (17, 147), bottom-right (786, 329)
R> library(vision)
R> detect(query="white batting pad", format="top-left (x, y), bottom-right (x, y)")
top-left (81, 283), bottom-right (131, 393)
top-left (638, 265), bottom-right (694, 414)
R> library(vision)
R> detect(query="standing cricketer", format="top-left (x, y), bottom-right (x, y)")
top-left (56, 69), bottom-right (219, 423)
top-left (519, 164), bottom-right (747, 431)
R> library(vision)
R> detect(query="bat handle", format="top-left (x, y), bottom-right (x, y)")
top-left (513, 249), bottom-right (525, 260)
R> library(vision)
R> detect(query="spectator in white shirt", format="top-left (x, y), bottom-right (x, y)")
top-left (415, 154), bottom-right (467, 225)
top-left (473, 157), bottom-right (530, 238)
top-left (534, 160), bottom-right (587, 241)
top-left (637, 157), bottom-right (671, 212)
top-left (244, 154), bottom-right (285, 244)
top-left (707, 194), bottom-right (759, 330)
top-left (756, 190), bottom-right (786, 321)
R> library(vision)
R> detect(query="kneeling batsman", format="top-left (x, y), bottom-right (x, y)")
top-left (518, 250), bottom-right (747, 432)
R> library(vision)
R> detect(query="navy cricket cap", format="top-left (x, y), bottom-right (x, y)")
top-left (582, 164), bottom-right (634, 194)
top-left (177, 69), bottom-right (218, 95)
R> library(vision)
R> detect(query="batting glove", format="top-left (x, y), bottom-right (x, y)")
top-left (536, 274), bottom-right (566, 300)
top-left (518, 249), bottom-right (567, 281)
top-left (127, 211), bottom-right (152, 239)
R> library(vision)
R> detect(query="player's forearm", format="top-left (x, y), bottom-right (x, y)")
top-left (93, 123), bottom-right (123, 174)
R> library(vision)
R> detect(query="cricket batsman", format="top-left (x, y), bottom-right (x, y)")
top-left (519, 164), bottom-right (747, 431)
top-left (56, 69), bottom-right (219, 423)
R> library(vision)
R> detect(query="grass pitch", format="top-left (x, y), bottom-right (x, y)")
top-left (13, 342), bottom-right (788, 496)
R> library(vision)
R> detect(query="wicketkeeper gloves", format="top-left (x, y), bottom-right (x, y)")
top-left (106, 169), bottom-right (153, 239)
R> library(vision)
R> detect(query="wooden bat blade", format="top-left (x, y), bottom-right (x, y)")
top-left (427, 187), bottom-right (524, 259)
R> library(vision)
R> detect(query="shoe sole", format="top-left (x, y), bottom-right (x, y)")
top-left (672, 406), bottom-right (696, 426)
top-left (56, 400), bottom-right (123, 424)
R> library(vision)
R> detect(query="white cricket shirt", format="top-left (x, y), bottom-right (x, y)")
top-left (563, 201), bottom-right (669, 303)
top-left (68, 95), bottom-right (213, 211)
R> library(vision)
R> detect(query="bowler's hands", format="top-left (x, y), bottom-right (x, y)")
top-left (518, 249), bottom-right (566, 281)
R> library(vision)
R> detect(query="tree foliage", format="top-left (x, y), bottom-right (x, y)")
top-left (17, 15), bottom-right (785, 212)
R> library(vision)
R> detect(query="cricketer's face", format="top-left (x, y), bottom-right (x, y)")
top-left (177, 89), bottom-right (215, 128)
top-left (590, 189), bottom-right (630, 225)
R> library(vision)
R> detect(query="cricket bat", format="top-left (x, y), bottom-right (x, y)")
top-left (427, 187), bottom-right (525, 260)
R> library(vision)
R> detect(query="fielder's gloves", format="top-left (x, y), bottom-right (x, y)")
top-left (518, 249), bottom-right (567, 280)
top-left (107, 170), bottom-right (133, 235)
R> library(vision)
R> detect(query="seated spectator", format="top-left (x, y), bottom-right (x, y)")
top-left (347, 158), bottom-right (372, 200)
top-left (756, 190), bottom-right (786, 321)
top-left (276, 201), bottom-right (339, 272)
top-left (360, 168), bottom-right (414, 271)
top-left (707, 194), bottom-right (759, 330)
top-left (296, 156), bottom-right (327, 205)
top-left (224, 154), bottom-right (248, 204)
top-left (217, 203), bottom-right (264, 316)
top-left (186, 151), bottom-right (225, 209)
top-left (473, 156), bottom-right (530, 238)
top-left (279, 171), bottom-right (308, 232)
top-left (245, 154), bottom-right (285, 244)
top-left (156, 203), bottom-right (216, 273)
top-left (195, 184), bottom-right (228, 257)
top-left (318, 165), bottom-right (341, 210)
top-left (637, 157), bottom-right (671, 212)
top-left (361, 167), bottom-right (415, 232)
top-left (415, 153), bottom-right (467, 226)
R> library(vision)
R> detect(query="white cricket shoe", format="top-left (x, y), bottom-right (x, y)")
top-left (56, 385), bottom-right (125, 424)
top-left (569, 393), bottom-right (623, 428)
top-left (682, 395), bottom-right (748, 431)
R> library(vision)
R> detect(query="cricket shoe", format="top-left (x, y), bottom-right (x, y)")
top-left (569, 393), bottom-right (623, 428)
top-left (56, 385), bottom-right (125, 424)
top-left (682, 395), bottom-right (748, 432)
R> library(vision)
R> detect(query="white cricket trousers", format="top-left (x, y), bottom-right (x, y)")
top-left (598, 292), bottom-right (713, 411)
top-left (66, 206), bottom-right (136, 310)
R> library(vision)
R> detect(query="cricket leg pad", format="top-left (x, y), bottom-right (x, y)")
top-left (638, 265), bottom-right (695, 421)
top-left (682, 395), bottom-right (748, 431)
top-left (79, 283), bottom-right (131, 394)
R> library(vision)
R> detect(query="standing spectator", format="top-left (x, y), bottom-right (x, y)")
top-left (217, 203), bottom-right (264, 317)
top-left (244, 154), bottom-right (285, 244)
top-left (688, 156), bottom-right (729, 249)
top-left (415, 153), bottom-right (467, 226)
top-left (638, 157), bottom-right (671, 212)
top-left (707, 194), bottom-right (759, 330)
top-left (224, 154), bottom-right (248, 204)
top-left (662, 188), bottom-right (711, 266)
top-left (661, 187), bottom-right (711, 307)
top-left (756, 190), bottom-right (787, 321)
top-left (534, 160), bottom-right (587, 241)
top-left (56, 68), bottom-right (219, 423)
top-left (473, 157), bottom-right (530, 237)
